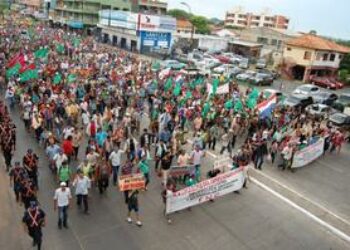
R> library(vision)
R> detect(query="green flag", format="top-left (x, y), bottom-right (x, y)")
top-left (164, 77), bottom-right (172, 92)
top-left (234, 99), bottom-right (243, 112)
top-left (56, 44), bottom-right (65, 54)
top-left (202, 102), bottom-right (210, 118)
top-left (224, 100), bottom-right (233, 110)
top-left (53, 73), bottom-right (62, 85)
top-left (34, 48), bottom-right (49, 58)
top-left (67, 74), bottom-right (77, 83)
top-left (152, 61), bottom-right (161, 71)
top-left (20, 69), bottom-right (38, 82)
top-left (246, 98), bottom-right (257, 110)
top-left (212, 78), bottom-right (219, 94)
top-left (248, 88), bottom-right (259, 100)
top-left (185, 90), bottom-right (192, 99)
top-left (6, 63), bottom-right (20, 79)
top-left (72, 38), bottom-right (80, 48)
top-left (173, 83), bottom-right (181, 96)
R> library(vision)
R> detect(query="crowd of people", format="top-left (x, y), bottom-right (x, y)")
top-left (0, 13), bottom-right (349, 249)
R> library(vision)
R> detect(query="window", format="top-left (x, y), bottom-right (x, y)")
top-left (271, 39), bottom-right (278, 46)
top-left (287, 47), bottom-right (292, 51)
top-left (339, 54), bottom-right (343, 60)
top-left (330, 54), bottom-right (336, 61)
top-left (316, 53), bottom-right (322, 61)
top-left (323, 53), bottom-right (328, 61)
top-left (304, 51), bottom-right (312, 60)
top-left (257, 37), bottom-right (268, 44)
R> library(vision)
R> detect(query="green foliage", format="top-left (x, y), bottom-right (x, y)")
top-left (167, 9), bottom-right (191, 19)
top-left (339, 69), bottom-right (349, 83)
top-left (190, 15), bottom-right (210, 34)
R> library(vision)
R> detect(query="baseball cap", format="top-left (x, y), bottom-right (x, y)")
top-left (60, 182), bottom-right (66, 187)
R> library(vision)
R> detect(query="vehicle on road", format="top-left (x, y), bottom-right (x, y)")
top-left (312, 92), bottom-right (338, 105)
top-left (257, 69), bottom-right (280, 79)
top-left (248, 73), bottom-right (274, 86)
top-left (305, 104), bottom-right (333, 118)
top-left (212, 64), bottom-right (243, 77)
top-left (256, 58), bottom-right (267, 69)
top-left (328, 112), bottom-right (350, 129)
top-left (222, 53), bottom-right (242, 64)
top-left (332, 93), bottom-right (350, 112)
top-left (161, 60), bottom-right (186, 70)
top-left (214, 54), bottom-right (231, 64)
top-left (309, 75), bottom-right (344, 90)
top-left (283, 94), bottom-right (313, 109)
top-left (292, 84), bottom-right (320, 98)
top-left (239, 58), bottom-right (249, 69)
top-left (236, 70), bottom-right (255, 81)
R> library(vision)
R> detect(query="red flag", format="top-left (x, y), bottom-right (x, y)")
top-left (7, 54), bottom-right (26, 68)
top-left (19, 63), bottom-right (36, 74)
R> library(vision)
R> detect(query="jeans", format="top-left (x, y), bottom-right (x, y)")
top-left (195, 164), bottom-right (201, 182)
top-left (144, 172), bottom-right (150, 187)
top-left (112, 165), bottom-right (120, 185)
top-left (58, 206), bottom-right (68, 227)
top-left (76, 194), bottom-right (88, 212)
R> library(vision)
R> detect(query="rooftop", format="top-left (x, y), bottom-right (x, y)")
top-left (287, 34), bottom-right (350, 53)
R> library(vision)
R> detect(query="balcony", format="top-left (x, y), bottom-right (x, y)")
top-left (312, 60), bottom-right (339, 68)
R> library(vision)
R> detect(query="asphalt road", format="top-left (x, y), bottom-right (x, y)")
top-left (0, 99), bottom-right (349, 249)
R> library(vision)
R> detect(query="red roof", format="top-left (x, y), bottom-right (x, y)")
top-left (287, 34), bottom-right (350, 53)
top-left (176, 19), bottom-right (192, 29)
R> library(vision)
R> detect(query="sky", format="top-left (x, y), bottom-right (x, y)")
top-left (167, 0), bottom-right (350, 40)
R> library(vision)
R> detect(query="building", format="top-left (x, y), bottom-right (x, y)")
top-left (54, 0), bottom-right (167, 28)
top-left (212, 28), bottom-right (237, 38)
top-left (283, 34), bottom-right (350, 81)
top-left (225, 6), bottom-right (289, 30)
top-left (227, 40), bottom-right (263, 58)
top-left (176, 19), bottom-right (193, 34)
top-left (237, 27), bottom-right (300, 66)
top-left (98, 10), bottom-right (176, 54)
top-left (22, 0), bottom-right (43, 10)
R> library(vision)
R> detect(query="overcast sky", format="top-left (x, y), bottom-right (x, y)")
top-left (168, 0), bottom-right (350, 40)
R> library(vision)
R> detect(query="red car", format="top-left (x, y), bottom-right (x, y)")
top-left (309, 75), bottom-right (344, 90)
top-left (214, 55), bottom-right (231, 64)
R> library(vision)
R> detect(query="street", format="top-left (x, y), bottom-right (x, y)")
top-left (1, 97), bottom-right (349, 250)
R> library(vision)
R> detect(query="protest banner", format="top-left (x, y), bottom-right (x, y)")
top-left (291, 137), bottom-right (325, 169)
top-left (213, 157), bottom-right (232, 172)
top-left (118, 174), bottom-right (145, 191)
top-left (207, 83), bottom-right (229, 95)
top-left (166, 168), bottom-right (244, 214)
top-left (169, 165), bottom-right (196, 178)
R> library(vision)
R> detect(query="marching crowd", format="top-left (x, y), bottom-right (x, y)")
top-left (0, 14), bottom-right (348, 250)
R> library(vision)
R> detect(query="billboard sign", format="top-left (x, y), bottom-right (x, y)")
top-left (140, 31), bottom-right (172, 50)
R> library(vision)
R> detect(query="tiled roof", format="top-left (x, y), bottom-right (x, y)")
top-left (287, 34), bottom-right (350, 53)
top-left (176, 19), bottom-right (192, 29)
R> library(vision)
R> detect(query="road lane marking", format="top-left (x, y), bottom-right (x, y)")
top-left (251, 177), bottom-right (350, 244)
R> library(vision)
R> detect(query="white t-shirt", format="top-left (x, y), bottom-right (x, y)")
top-left (109, 150), bottom-right (122, 166)
top-left (191, 150), bottom-right (204, 165)
top-left (53, 153), bottom-right (68, 171)
top-left (54, 188), bottom-right (72, 207)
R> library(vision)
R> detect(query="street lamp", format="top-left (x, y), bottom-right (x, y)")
top-left (180, 1), bottom-right (194, 49)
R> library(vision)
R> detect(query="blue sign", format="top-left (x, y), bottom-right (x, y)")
top-left (68, 20), bottom-right (84, 29)
top-left (140, 31), bottom-right (172, 51)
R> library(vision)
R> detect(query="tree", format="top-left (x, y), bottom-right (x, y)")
top-left (167, 9), bottom-right (191, 20)
top-left (190, 16), bottom-right (210, 34)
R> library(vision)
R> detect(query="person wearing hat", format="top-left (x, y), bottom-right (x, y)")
top-left (22, 200), bottom-right (46, 250)
top-left (54, 182), bottom-right (72, 229)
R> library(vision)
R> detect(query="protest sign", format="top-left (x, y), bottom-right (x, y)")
top-left (291, 138), bottom-right (324, 169)
top-left (169, 165), bottom-right (196, 178)
top-left (213, 157), bottom-right (232, 172)
top-left (118, 174), bottom-right (145, 191)
top-left (166, 168), bottom-right (244, 214)
top-left (207, 83), bottom-right (229, 95)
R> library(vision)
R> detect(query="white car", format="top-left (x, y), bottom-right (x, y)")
top-left (292, 84), bottom-right (320, 97)
top-left (305, 104), bottom-right (332, 117)
top-left (236, 70), bottom-right (256, 81)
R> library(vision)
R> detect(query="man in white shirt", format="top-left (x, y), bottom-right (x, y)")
top-left (53, 149), bottom-right (68, 173)
top-left (73, 170), bottom-right (90, 214)
top-left (54, 182), bottom-right (72, 229)
top-left (190, 145), bottom-right (205, 182)
top-left (109, 147), bottom-right (123, 186)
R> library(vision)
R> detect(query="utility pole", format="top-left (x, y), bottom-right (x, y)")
top-left (180, 2), bottom-right (194, 49)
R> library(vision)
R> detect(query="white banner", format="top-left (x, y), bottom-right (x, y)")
top-left (207, 83), bottom-right (229, 95)
top-left (166, 168), bottom-right (244, 214)
top-left (213, 157), bottom-right (232, 172)
top-left (291, 137), bottom-right (324, 169)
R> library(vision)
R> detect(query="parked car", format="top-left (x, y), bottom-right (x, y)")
top-left (256, 58), bottom-right (267, 69)
top-left (236, 70), bottom-right (256, 81)
top-left (161, 60), bottom-right (186, 70)
top-left (214, 54), bottom-right (231, 64)
top-left (283, 94), bottom-right (313, 109)
top-left (212, 64), bottom-right (243, 77)
top-left (328, 112), bottom-right (350, 129)
top-left (292, 84), bottom-right (320, 98)
top-left (332, 93), bottom-right (350, 112)
top-left (309, 75), bottom-right (344, 90)
top-left (248, 73), bottom-right (274, 86)
top-left (239, 58), bottom-right (249, 69)
top-left (222, 53), bottom-right (242, 64)
top-left (312, 92), bottom-right (338, 105)
top-left (257, 69), bottom-right (280, 79)
top-left (305, 104), bottom-right (333, 118)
